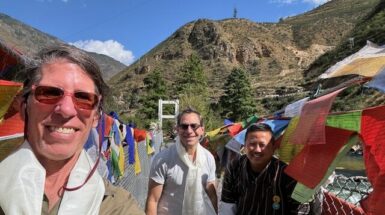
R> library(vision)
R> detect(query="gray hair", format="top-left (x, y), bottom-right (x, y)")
top-left (22, 44), bottom-right (109, 108)
top-left (176, 107), bottom-right (204, 126)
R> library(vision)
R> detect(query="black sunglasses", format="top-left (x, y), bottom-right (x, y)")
top-left (178, 123), bottom-right (201, 130)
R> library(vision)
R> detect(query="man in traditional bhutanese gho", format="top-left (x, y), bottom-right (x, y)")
top-left (0, 45), bottom-right (144, 215)
top-left (146, 107), bottom-right (218, 215)
top-left (219, 123), bottom-right (301, 215)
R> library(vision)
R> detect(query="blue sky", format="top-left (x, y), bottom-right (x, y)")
top-left (0, 0), bottom-right (329, 65)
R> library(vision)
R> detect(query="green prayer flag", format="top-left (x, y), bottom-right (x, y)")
top-left (326, 111), bottom-right (362, 132)
top-left (241, 115), bottom-right (258, 128)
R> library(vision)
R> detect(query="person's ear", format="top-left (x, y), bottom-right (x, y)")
top-left (19, 99), bottom-right (27, 121)
top-left (92, 109), bottom-right (101, 128)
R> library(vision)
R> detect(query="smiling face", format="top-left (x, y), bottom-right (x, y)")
top-left (25, 59), bottom-right (100, 164)
top-left (176, 113), bottom-right (204, 149)
top-left (245, 130), bottom-right (274, 172)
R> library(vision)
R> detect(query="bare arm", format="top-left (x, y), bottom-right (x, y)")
top-left (145, 179), bottom-right (164, 215)
top-left (206, 181), bottom-right (218, 213)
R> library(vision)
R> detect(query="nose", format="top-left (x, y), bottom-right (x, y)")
top-left (54, 95), bottom-right (77, 117)
top-left (254, 145), bottom-right (262, 153)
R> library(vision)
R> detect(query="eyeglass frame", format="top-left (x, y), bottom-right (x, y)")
top-left (31, 85), bottom-right (101, 110)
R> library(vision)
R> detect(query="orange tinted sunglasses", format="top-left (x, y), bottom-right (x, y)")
top-left (32, 85), bottom-right (100, 110)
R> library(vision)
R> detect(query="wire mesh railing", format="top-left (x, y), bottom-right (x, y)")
top-left (303, 172), bottom-right (371, 215)
top-left (113, 130), bottom-right (163, 209)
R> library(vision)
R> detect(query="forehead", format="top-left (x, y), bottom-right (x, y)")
top-left (39, 60), bottom-right (96, 91)
top-left (246, 130), bottom-right (273, 142)
top-left (179, 113), bottom-right (200, 123)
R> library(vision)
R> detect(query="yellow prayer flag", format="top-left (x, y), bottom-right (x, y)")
top-left (206, 127), bottom-right (222, 138)
top-left (118, 143), bottom-right (125, 176)
top-left (278, 117), bottom-right (304, 163)
top-left (134, 141), bottom-right (141, 175)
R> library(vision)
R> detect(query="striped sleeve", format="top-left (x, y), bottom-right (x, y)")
top-left (220, 158), bottom-right (239, 203)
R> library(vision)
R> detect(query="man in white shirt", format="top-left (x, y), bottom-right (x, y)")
top-left (146, 108), bottom-right (218, 215)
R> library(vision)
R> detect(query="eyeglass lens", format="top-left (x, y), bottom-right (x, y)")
top-left (33, 85), bottom-right (98, 110)
top-left (179, 123), bottom-right (200, 130)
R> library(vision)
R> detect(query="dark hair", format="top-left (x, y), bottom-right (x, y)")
top-left (176, 107), bottom-right (203, 126)
top-left (22, 44), bottom-right (109, 108)
top-left (245, 123), bottom-right (274, 144)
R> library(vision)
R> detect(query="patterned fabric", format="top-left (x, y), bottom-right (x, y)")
top-left (290, 88), bottom-right (345, 145)
top-left (221, 155), bottom-right (300, 215)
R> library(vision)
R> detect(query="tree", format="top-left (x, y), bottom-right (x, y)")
top-left (219, 68), bottom-right (256, 122)
top-left (175, 54), bottom-right (207, 96)
top-left (174, 54), bottom-right (221, 130)
top-left (138, 68), bottom-right (168, 122)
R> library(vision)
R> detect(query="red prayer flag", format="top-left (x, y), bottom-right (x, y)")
top-left (360, 104), bottom-right (385, 214)
top-left (227, 123), bottom-right (243, 137)
top-left (285, 126), bottom-right (353, 188)
top-left (134, 128), bottom-right (147, 142)
top-left (0, 111), bottom-right (24, 138)
top-left (289, 88), bottom-right (346, 145)
top-left (104, 114), bottom-right (114, 137)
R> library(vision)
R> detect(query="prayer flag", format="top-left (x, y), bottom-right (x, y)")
top-left (291, 135), bottom-right (358, 202)
top-left (278, 117), bottom-right (304, 163)
top-left (227, 123), bottom-right (243, 137)
top-left (285, 126), bottom-right (353, 188)
top-left (134, 141), bottom-right (141, 175)
top-left (326, 110), bottom-right (362, 132)
top-left (284, 97), bottom-right (309, 117)
top-left (366, 68), bottom-right (385, 93)
top-left (360, 104), bottom-right (385, 214)
top-left (289, 88), bottom-right (345, 145)
top-left (0, 80), bottom-right (22, 121)
top-left (320, 41), bottom-right (385, 79)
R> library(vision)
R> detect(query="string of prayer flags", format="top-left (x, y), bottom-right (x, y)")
top-left (85, 128), bottom-right (109, 178)
top-left (285, 126), bottom-right (353, 188)
top-left (289, 87), bottom-right (346, 145)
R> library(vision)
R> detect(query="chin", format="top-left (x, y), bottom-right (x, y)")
top-left (39, 146), bottom-right (81, 162)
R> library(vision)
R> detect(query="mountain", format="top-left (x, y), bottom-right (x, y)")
top-left (0, 13), bottom-right (126, 81)
top-left (303, 0), bottom-right (385, 112)
top-left (108, 0), bottom-right (381, 117)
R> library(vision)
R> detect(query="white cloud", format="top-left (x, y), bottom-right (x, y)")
top-left (70, 40), bottom-right (135, 65)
